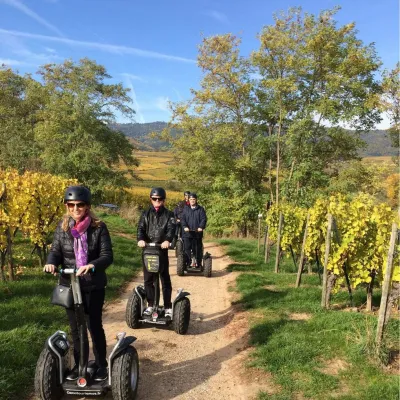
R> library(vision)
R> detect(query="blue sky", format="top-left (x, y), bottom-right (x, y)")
top-left (0, 0), bottom-right (398, 126)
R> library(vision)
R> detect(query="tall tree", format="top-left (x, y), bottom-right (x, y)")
top-left (252, 7), bottom-right (382, 205)
top-left (32, 58), bottom-right (138, 195)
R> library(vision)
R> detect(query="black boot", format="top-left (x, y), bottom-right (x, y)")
top-left (66, 365), bottom-right (78, 381)
top-left (94, 366), bottom-right (108, 381)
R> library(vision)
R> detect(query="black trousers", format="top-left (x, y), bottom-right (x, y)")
top-left (66, 289), bottom-right (107, 368)
top-left (142, 249), bottom-right (172, 308)
top-left (183, 236), bottom-right (203, 266)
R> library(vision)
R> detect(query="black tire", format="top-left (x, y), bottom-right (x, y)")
top-left (126, 292), bottom-right (141, 329)
top-left (34, 348), bottom-right (63, 400)
top-left (203, 256), bottom-right (212, 278)
top-left (173, 297), bottom-right (190, 335)
top-left (175, 239), bottom-right (184, 258)
top-left (176, 253), bottom-right (185, 276)
top-left (111, 346), bottom-right (139, 400)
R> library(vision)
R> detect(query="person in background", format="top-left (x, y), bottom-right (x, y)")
top-left (173, 191), bottom-right (190, 239)
top-left (181, 192), bottom-right (207, 268)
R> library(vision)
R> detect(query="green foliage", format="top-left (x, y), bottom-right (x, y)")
top-left (221, 238), bottom-right (400, 400)
top-left (0, 59), bottom-right (139, 198)
top-left (380, 62), bottom-right (400, 150)
top-left (201, 175), bottom-right (268, 236)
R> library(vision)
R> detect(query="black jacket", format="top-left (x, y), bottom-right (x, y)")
top-left (46, 220), bottom-right (113, 291)
top-left (174, 200), bottom-right (189, 221)
top-left (181, 205), bottom-right (207, 238)
top-left (137, 206), bottom-right (176, 244)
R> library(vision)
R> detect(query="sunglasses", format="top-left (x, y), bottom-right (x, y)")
top-left (66, 202), bottom-right (86, 209)
top-left (150, 197), bottom-right (165, 202)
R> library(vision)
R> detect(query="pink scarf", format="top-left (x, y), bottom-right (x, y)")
top-left (71, 214), bottom-right (91, 268)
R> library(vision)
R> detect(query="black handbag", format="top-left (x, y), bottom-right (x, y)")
top-left (51, 284), bottom-right (73, 308)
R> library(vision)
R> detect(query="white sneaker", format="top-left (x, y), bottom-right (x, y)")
top-left (143, 306), bottom-right (153, 316)
top-left (165, 308), bottom-right (173, 318)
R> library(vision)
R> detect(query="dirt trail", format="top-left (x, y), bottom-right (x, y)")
top-left (60, 243), bottom-right (269, 400)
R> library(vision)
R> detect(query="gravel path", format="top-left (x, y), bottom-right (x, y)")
top-left (58, 242), bottom-right (269, 400)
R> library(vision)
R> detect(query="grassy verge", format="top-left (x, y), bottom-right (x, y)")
top-left (0, 212), bottom-right (140, 400)
top-left (219, 238), bottom-right (400, 400)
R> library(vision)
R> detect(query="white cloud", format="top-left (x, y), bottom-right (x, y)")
top-left (172, 87), bottom-right (183, 101)
top-left (205, 10), bottom-right (229, 24)
top-left (0, 57), bottom-right (30, 66)
top-left (120, 73), bottom-right (147, 83)
top-left (156, 96), bottom-right (170, 112)
top-left (0, 29), bottom-right (196, 63)
top-left (0, 0), bottom-right (64, 37)
top-left (123, 76), bottom-right (145, 123)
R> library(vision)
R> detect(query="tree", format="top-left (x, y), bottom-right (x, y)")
top-left (32, 58), bottom-right (138, 196)
top-left (162, 34), bottom-right (270, 235)
top-left (252, 7), bottom-right (382, 205)
top-left (0, 67), bottom-right (42, 171)
top-left (380, 63), bottom-right (400, 150)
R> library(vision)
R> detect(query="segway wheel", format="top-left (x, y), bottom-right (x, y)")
top-left (203, 255), bottom-right (212, 278)
top-left (176, 253), bottom-right (185, 276)
top-left (175, 239), bottom-right (184, 258)
top-left (173, 297), bottom-right (190, 335)
top-left (34, 348), bottom-right (63, 400)
top-left (111, 346), bottom-right (139, 400)
top-left (126, 292), bottom-right (141, 329)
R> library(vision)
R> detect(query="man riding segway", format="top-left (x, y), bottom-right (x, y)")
top-left (181, 193), bottom-right (207, 270)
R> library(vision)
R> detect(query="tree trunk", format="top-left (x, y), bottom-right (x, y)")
top-left (275, 124), bottom-right (281, 206)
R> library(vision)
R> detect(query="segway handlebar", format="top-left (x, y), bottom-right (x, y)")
top-left (44, 266), bottom-right (81, 275)
top-left (143, 242), bottom-right (174, 249)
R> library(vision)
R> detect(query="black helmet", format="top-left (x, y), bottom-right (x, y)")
top-left (64, 186), bottom-right (91, 204)
top-left (189, 192), bottom-right (197, 199)
top-left (184, 191), bottom-right (190, 196)
top-left (150, 187), bottom-right (166, 199)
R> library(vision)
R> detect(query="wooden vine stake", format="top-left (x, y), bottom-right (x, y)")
top-left (274, 212), bottom-right (283, 273)
top-left (375, 222), bottom-right (398, 353)
top-left (264, 225), bottom-right (270, 263)
top-left (296, 212), bottom-right (309, 288)
top-left (321, 214), bottom-right (333, 308)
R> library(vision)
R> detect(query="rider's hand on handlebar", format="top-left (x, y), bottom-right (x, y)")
top-left (184, 228), bottom-right (189, 232)
top-left (43, 264), bottom-right (57, 275)
top-left (197, 228), bottom-right (203, 232)
top-left (138, 240), bottom-right (146, 248)
top-left (161, 241), bottom-right (170, 249)
top-left (76, 264), bottom-right (94, 276)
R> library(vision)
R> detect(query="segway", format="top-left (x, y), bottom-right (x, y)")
top-left (35, 267), bottom-right (139, 400)
top-left (176, 231), bottom-right (212, 277)
top-left (126, 243), bottom-right (191, 335)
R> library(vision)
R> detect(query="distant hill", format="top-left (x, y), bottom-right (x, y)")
top-left (113, 122), bottom-right (397, 157)
top-left (359, 130), bottom-right (397, 157)
top-left (112, 122), bottom-right (176, 150)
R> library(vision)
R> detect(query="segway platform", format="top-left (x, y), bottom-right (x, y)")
top-left (62, 379), bottom-right (108, 396)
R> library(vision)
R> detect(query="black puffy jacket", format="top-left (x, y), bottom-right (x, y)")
top-left (181, 205), bottom-right (207, 238)
top-left (137, 206), bottom-right (176, 244)
top-left (46, 220), bottom-right (113, 291)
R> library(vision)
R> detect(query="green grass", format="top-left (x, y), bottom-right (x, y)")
top-left (219, 238), bottom-right (400, 400)
top-left (0, 213), bottom-right (141, 400)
